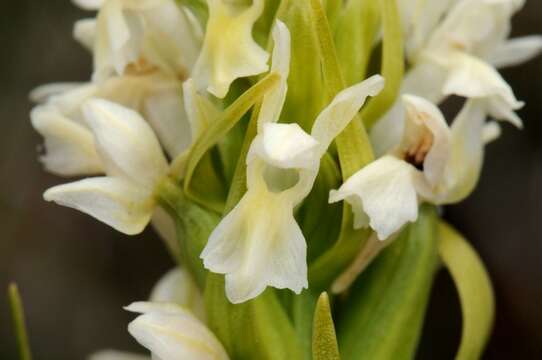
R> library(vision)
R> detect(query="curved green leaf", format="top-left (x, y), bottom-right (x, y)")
top-left (313, 292), bottom-right (341, 360)
top-left (438, 221), bottom-right (495, 360)
top-left (361, 0), bottom-right (404, 130)
top-left (338, 205), bottom-right (439, 360)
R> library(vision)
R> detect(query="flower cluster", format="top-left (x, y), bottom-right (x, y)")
top-left (29, 0), bottom-right (540, 358)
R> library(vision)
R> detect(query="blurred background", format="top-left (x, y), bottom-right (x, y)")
top-left (0, 1), bottom-right (540, 359)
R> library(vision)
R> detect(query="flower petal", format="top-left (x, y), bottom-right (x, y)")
top-left (329, 155), bottom-right (421, 240)
top-left (257, 20), bottom-right (291, 129)
top-left (44, 177), bottom-right (154, 235)
top-left (311, 75), bottom-right (385, 151)
top-left (192, 0), bottom-right (269, 98)
top-left (88, 350), bottom-right (149, 360)
top-left (201, 188), bottom-right (307, 303)
top-left (126, 302), bottom-right (229, 360)
top-left (150, 268), bottom-right (206, 322)
top-left (74, 18), bottom-right (97, 51)
top-left (400, 94), bottom-right (451, 187)
top-left (82, 99), bottom-right (169, 190)
top-left (72, 0), bottom-right (104, 11)
top-left (489, 35), bottom-right (542, 68)
top-left (30, 106), bottom-right (103, 176)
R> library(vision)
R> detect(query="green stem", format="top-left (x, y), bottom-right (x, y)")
top-left (8, 283), bottom-right (32, 360)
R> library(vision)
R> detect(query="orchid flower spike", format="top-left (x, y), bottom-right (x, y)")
top-left (331, 94), bottom-right (510, 241)
top-left (73, 0), bottom-right (201, 82)
top-left (43, 99), bottom-right (169, 235)
top-left (192, 0), bottom-right (269, 98)
top-left (126, 302), bottom-right (229, 360)
top-left (200, 21), bottom-right (384, 303)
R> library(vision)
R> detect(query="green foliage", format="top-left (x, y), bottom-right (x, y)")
top-left (338, 205), bottom-right (439, 360)
top-left (438, 221), bottom-right (495, 360)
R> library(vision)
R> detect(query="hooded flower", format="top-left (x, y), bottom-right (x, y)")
top-left (43, 99), bottom-right (169, 235)
top-left (200, 21), bottom-right (384, 303)
top-left (372, 0), bottom-right (541, 155)
top-left (192, 0), bottom-right (269, 98)
top-left (31, 71), bottom-right (190, 174)
top-left (73, 0), bottom-right (202, 82)
top-left (331, 94), bottom-right (511, 240)
top-left (126, 302), bottom-right (229, 360)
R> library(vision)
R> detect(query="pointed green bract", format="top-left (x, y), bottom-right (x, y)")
top-left (183, 73), bottom-right (279, 212)
top-left (312, 292), bottom-right (341, 360)
top-left (8, 283), bottom-right (33, 360)
top-left (438, 221), bottom-right (495, 360)
top-left (293, 290), bottom-right (319, 360)
top-left (338, 205), bottom-right (439, 360)
top-left (335, 0), bottom-right (381, 86)
top-left (361, 0), bottom-right (404, 130)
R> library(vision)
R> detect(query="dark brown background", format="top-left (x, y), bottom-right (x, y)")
top-left (0, 1), bottom-right (540, 359)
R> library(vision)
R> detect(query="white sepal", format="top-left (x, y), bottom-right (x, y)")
top-left (489, 35), bottom-right (542, 68)
top-left (30, 106), bottom-right (103, 176)
top-left (74, 18), bottom-right (97, 51)
top-left (126, 302), bottom-right (229, 360)
top-left (88, 350), bottom-right (149, 360)
top-left (192, 0), bottom-right (269, 98)
top-left (44, 177), bottom-right (154, 235)
top-left (82, 99), bottom-right (169, 190)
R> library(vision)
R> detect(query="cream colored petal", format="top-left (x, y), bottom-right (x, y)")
top-left (31, 106), bottom-right (103, 176)
top-left (72, 0), bottom-right (104, 10)
top-left (29, 83), bottom-right (87, 104)
top-left (489, 35), bottom-right (542, 68)
top-left (149, 268), bottom-right (206, 322)
top-left (144, 90), bottom-right (191, 158)
top-left (88, 350), bottom-right (150, 360)
top-left (437, 100), bottom-right (487, 204)
top-left (192, 0), bottom-right (269, 98)
top-left (249, 123), bottom-right (320, 170)
top-left (329, 156), bottom-right (421, 240)
top-left (82, 99), bottom-right (169, 190)
top-left (74, 18), bottom-right (97, 51)
top-left (443, 52), bottom-right (523, 126)
top-left (400, 95), bottom-right (451, 187)
top-left (482, 121), bottom-right (502, 144)
top-left (44, 177), bottom-right (154, 235)
top-left (201, 188), bottom-right (307, 303)
top-left (257, 20), bottom-right (291, 130)
top-left (126, 302), bottom-right (229, 360)
top-left (311, 75), bottom-right (385, 151)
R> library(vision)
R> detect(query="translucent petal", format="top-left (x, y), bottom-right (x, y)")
top-left (126, 302), bottom-right (229, 360)
top-left (192, 0), bottom-right (269, 98)
top-left (82, 99), bottom-right (169, 190)
top-left (329, 155), bottom-right (421, 240)
top-left (44, 177), bottom-right (154, 235)
top-left (31, 106), bottom-right (103, 176)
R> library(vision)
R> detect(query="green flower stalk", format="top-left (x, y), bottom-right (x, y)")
top-left (26, 0), bottom-right (542, 359)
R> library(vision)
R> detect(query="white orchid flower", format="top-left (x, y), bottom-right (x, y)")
top-left (192, 0), bottom-right (269, 98)
top-left (372, 0), bottom-right (540, 155)
top-left (89, 350), bottom-right (150, 360)
top-left (331, 94), bottom-right (511, 240)
top-left (150, 267), bottom-right (206, 322)
top-left (43, 99), bottom-right (169, 235)
top-left (31, 72), bottom-right (190, 177)
top-left (200, 21), bottom-right (384, 303)
top-left (73, 0), bottom-right (201, 82)
top-left (126, 302), bottom-right (229, 360)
